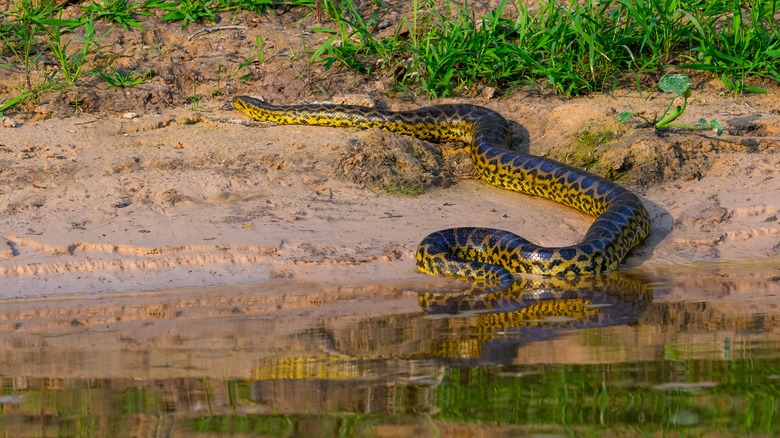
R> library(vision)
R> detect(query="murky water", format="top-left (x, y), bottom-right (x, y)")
top-left (1, 261), bottom-right (780, 437)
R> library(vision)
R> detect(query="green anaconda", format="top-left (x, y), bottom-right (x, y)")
top-left (233, 96), bottom-right (651, 286)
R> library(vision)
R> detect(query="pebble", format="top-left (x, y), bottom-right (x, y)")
top-left (1, 116), bottom-right (17, 128)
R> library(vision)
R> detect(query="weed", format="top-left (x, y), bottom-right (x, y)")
top-left (619, 74), bottom-right (724, 135)
top-left (232, 35), bottom-right (265, 82)
top-left (312, 0), bottom-right (395, 74)
top-left (680, 0), bottom-right (780, 93)
top-left (253, 35), bottom-right (265, 63)
top-left (45, 13), bottom-right (109, 86)
top-left (93, 66), bottom-right (150, 88)
top-left (189, 83), bottom-right (203, 110)
top-left (0, 19), bottom-right (43, 93)
top-left (82, 0), bottom-right (150, 30)
top-left (218, 0), bottom-right (315, 15)
top-left (213, 65), bottom-right (224, 96)
top-left (1, 0), bottom-right (777, 105)
top-left (232, 58), bottom-right (254, 82)
top-left (0, 0), bottom-right (65, 93)
top-left (159, 0), bottom-right (216, 28)
top-left (308, 0), bottom-right (779, 97)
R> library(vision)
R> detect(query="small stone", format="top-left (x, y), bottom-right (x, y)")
top-left (1, 117), bottom-right (17, 128)
top-left (123, 112), bottom-right (139, 119)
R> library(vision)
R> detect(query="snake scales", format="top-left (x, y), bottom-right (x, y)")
top-left (233, 96), bottom-right (651, 288)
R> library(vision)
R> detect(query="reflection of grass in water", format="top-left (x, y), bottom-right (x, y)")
top-left (120, 387), bottom-right (158, 416)
top-left (435, 360), bottom-right (780, 433)
top-left (3, 358), bottom-right (780, 435)
top-left (188, 415), bottom-right (295, 436)
top-left (181, 358), bottom-right (780, 435)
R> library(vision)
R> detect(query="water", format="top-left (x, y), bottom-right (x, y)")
top-left (1, 261), bottom-right (780, 437)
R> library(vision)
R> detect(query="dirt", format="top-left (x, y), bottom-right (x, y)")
top-left (1, 5), bottom-right (779, 298)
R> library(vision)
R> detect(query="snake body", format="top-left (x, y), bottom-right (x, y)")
top-left (233, 96), bottom-right (650, 285)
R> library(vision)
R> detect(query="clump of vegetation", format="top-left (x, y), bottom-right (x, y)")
top-left (0, 0), bottom-right (315, 113)
top-left (620, 74), bottom-right (724, 135)
top-left (0, 0), bottom-right (778, 115)
top-left (1, 0), bottom-right (108, 102)
top-left (313, 0), bottom-right (779, 97)
top-left (93, 66), bottom-right (150, 89)
top-left (80, 0), bottom-right (152, 30)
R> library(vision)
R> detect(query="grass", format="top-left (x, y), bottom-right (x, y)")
top-left (314, 0), bottom-right (779, 97)
top-left (93, 66), bottom-right (150, 88)
top-left (0, 0), bottom-right (778, 114)
top-left (46, 13), bottom-right (109, 85)
top-left (81, 0), bottom-right (151, 30)
top-left (0, 0), bottom-right (316, 110)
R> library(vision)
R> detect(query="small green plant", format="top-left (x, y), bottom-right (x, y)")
top-left (0, 21), bottom-right (43, 93)
top-left (159, 0), bottom-right (216, 29)
top-left (232, 58), bottom-right (254, 82)
top-left (93, 66), bottom-right (149, 88)
top-left (218, 0), bottom-right (315, 15)
top-left (619, 74), bottom-right (724, 135)
top-left (680, 2), bottom-right (779, 94)
top-left (81, 0), bottom-right (149, 30)
top-left (232, 35), bottom-right (266, 81)
top-left (0, 0), bottom-right (68, 93)
top-left (46, 13), bottom-right (108, 86)
top-left (189, 83), bottom-right (203, 110)
top-left (253, 35), bottom-right (265, 63)
top-left (307, 0), bottom-right (780, 97)
top-left (311, 0), bottom-right (395, 74)
top-left (212, 65), bottom-right (225, 96)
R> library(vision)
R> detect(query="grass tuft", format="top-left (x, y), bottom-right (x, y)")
top-left (310, 0), bottom-right (780, 97)
top-left (0, 0), bottom-right (777, 116)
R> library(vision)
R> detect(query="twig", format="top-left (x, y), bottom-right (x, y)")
top-left (189, 25), bottom-right (248, 41)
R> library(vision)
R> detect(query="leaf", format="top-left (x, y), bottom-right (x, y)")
top-left (658, 73), bottom-right (691, 94)
top-left (709, 119), bottom-right (724, 136)
top-left (721, 72), bottom-right (736, 90)
top-left (741, 85), bottom-right (767, 94)
top-left (618, 112), bottom-right (634, 123)
top-left (0, 93), bottom-right (29, 113)
top-left (721, 73), bottom-right (767, 94)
